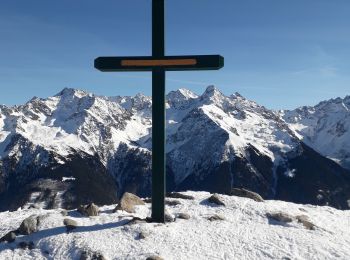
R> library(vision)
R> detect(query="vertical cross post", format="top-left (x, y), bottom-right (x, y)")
top-left (152, 0), bottom-right (166, 223)
top-left (94, 0), bottom-right (224, 224)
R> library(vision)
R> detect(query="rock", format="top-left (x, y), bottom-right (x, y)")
top-left (166, 192), bottom-right (195, 200)
top-left (266, 212), bottom-right (293, 223)
top-left (127, 217), bottom-right (149, 225)
top-left (146, 256), bottom-right (164, 260)
top-left (61, 210), bottom-right (68, 216)
top-left (230, 188), bottom-right (264, 202)
top-left (177, 213), bottom-right (190, 220)
top-left (18, 215), bottom-right (39, 235)
top-left (78, 203), bottom-right (99, 217)
top-left (165, 199), bottom-right (181, 206)
top-left (85, 203), bottom-right (99, 216)
top-left (80, 250), bottom-right (107, 260)
top-left (0, 231), bottom-right (16, 243)
top-left (165, 213), bottom-right (175, 222)
top-left (64, 218), bottom-right (79, 231)
top-left (296, 215), bottom-right (316, 230)
top-left (208, 194), bottom-right (225, 206)
top-left (139, 231), bottom-right (148, 239)
top-left (114, 192), bottom-right (145, 213)
top-left (18, 241), bottom-right (35, 250)
top-left (207, 214), bottom-right (225, 221)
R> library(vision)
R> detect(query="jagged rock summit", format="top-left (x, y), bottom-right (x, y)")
top-left (0, 87), bottom-right (349, 211)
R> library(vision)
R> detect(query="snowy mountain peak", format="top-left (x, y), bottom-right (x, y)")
top-left (202, 85), bottom-right (222, 96)
top-left (281, 94), bottom-right (350, 169)
top-left (167, 88), bottom-right (198, 101)
top-left (56, 87), bottom-right (91, 99)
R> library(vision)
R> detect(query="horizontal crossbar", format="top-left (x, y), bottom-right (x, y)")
top-left (94, 55), bottom-right (224, 72)
top-left (121, 59), bottom-right (197, 67)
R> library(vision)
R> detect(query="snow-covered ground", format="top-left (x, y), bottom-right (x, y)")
top-left (1, 191), bottom-right (349, 260)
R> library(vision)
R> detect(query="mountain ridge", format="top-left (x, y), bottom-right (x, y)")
top-left (0, 86), bottom-right (349, 211)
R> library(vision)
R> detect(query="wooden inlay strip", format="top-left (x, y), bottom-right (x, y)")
top-left (121, 59), bottom-right (197, 67)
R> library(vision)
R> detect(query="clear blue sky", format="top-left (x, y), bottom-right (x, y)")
top-left (0, 0), bottom-right (349, 109)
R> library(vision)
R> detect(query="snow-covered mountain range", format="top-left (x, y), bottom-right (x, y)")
top-left (280, 95), bottom-right (350, 169)
top-left (0, 87), bottom-right (349, 211)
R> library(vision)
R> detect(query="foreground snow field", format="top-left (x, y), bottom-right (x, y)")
top-left (0, 191), bottom-right (349, 260)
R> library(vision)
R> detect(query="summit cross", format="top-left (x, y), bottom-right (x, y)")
top-left (94, 0), bottom-right (224, 223)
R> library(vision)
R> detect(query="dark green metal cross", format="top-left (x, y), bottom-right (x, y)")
top-left (94, 0), bottom-right (224, 223)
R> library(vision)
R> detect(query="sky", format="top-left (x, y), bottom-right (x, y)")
top-left (0, 0), bottom-right (349, 110)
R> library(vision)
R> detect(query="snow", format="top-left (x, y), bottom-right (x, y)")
top-left (281, 95), bottom-right (350, 169)
top-left (0, 191), bottom-right (349, 260)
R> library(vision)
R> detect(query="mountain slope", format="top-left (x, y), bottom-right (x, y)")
top-left (0, 87), bottom-right (349, 211)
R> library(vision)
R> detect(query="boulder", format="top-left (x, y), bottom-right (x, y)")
top-left (166, 192), bottom-right (194, 200)
top-left (165, 200), bottom-right (181, 206)
top-left (296, 215), bottom-right (316, 230)
top-left (80, 250), bottom-right (106, 260)
top-left (0, 231), bottom-right (16, 243)
top-left (230, 188), bottom-right (264, 202)
top-left (146, 256), bottom-right (164, 260)
top-left (208, 194), bottom-right (225, 206)
top-left (64, 218), bottom-right (79, 231)
top-left (18, 215), bottom-right (39, 235)
top-left (78, 203), bottom-right (99, 217)
top-left (207, 214), bottom-right (225, 221)
top-left (266, 212), bottom-right (293, 223)
top-left (177, 213), bottom-right (190, 220)
top-left (138, 231), bottom-right (148, 239)
top-left (165, 213), bottom-right (175, 222)
top-left (114, 192), bottom-right (145, 213)
top-left (85, 203), bottom-right (99, 216)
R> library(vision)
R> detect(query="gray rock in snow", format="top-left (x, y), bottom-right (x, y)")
top-left (177, 213), bottom-right (191, 220)
top-left (85, 203), bottom-right (99, 216)
top-left (266, 212), bottom-right (293, 223)
top-left (165, 213), bottom-right (175, 222)
top-left (208, 194), bottom-right (226, 206)
top-left (296, 215), bottom-right (316, 230)
top-left (80, 250), bottom-right (107, 260)
top-left (138, 231), bottom-right (148, 239)
top-left (230, 188), bottom-right (264, 202)
top-left (114, 192), bottom-right (145, 213)
top-left (166, 192), bottom-right (195, 200)
top-left (146, 256), bottom-right (164, 260)
top-left (165, 199), bottom-right (181, 206)
top-left (18, 215), bottom-right (39, 235)
top-left (207, 214), bottom-right (225, 221)
top-left (0, 231), bottom-right (16, 243)
top-left (64, 218), bottom-right (79, 231)
top-left (78, 203), bottom-right (99, 217)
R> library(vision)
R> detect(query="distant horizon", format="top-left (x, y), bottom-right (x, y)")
top-left (1, 0), bottom-right (350, 109)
